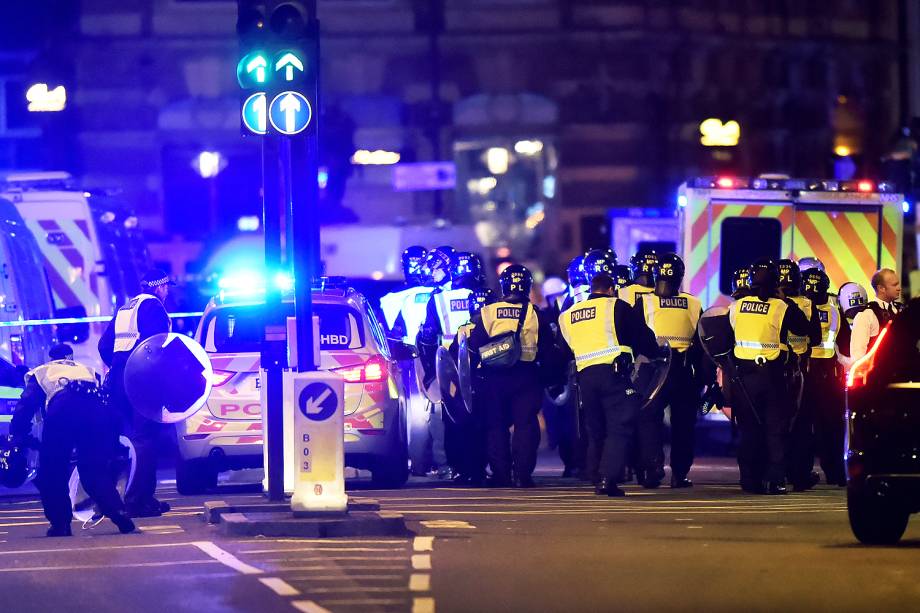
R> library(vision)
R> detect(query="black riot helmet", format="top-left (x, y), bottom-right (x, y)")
top-left (604, 248), bottom-right (618, 266)
top-left (451, 251), bottom-right (483, 290)
top-left (583, 249), bottom-right (613, 284)
top-left (499, 264), bottom-right (533, 298)
top-left (801, 268), bottom-right (830, 303)
top-left (423, 247), bottom-right (452, 287)
top-left (748, 258), bottom-right (780, 300)
top-left (776, 259), bottom-right (801, 297)
top-left (651, 253), bottom-right (685, 298)
top-left (401, 245), bottom-right (427, 286)
top-left (468, 287), bottom-right (496, 316)
top-left (611, 264), bottom-right (632, 292)
top-left (567, 255), bottom-right (587, 287)
top-left (731, 267), bottom-right (752, 299)
top-left (630, 251), bottom-right (658, 288)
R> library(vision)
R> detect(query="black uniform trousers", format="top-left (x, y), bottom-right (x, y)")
top-left (445, 375), bottom-right (488, 480)
top-left (638, 353), bottom-right (699, 482)
top-left (38, 387), bottom-right (124, 529)
top-left (578, 364), bottom-right (639, 482)
top-left (805, 358), bottom-right (846, 485)
top-left (482, 362), bottom-right (542, 481)
top-left (543, 367), bottom-right (586, 476)
top-left (734, 360), bottom-right (789, 485)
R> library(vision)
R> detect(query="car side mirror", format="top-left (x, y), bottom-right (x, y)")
top-left (387, 339), bottom-right (418, 362)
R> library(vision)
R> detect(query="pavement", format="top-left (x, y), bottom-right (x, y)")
top-left (2, 456), bottom-right (920, 613)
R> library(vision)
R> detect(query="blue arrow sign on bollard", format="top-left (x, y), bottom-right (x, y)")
top-left (298, 382), bottom-right (338, 421)
top-left (269, 91), bottom-right (312, 135)
top-left (242, 92), bottom-right (267, 135)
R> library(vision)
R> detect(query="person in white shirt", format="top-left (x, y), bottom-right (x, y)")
top-left (849, 268), bottom-right (902, 363)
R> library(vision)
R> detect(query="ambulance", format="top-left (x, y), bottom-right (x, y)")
top-left (677, 176), bottom-right (904, 308)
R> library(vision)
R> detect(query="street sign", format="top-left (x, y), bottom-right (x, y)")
top-left (274, 51), bottom-right (305, 82)
top-left (298, 382), bottom-right (337, 421)
top-left (242, 92), bottom-right (267, 135)
top-left (393, 162), bottom-right (457, 192)
top-left (269, 91), bottom-right (312, 135)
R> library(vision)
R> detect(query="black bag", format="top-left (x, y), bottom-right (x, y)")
top-left (478, 302), bottom-right (529, 368)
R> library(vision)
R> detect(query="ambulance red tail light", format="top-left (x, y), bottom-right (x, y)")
top-left (211, 369), bottom-right (236, 387)
top-left (716, 177), bottom-right (735, 188)
top-left (846, 326), bottom-right (889, 390)
top-left (10, 335), bottom-right (24, 366)
top-left (334, 355), bottom-right (388, 383)
top-left (857, 180), bottom-right (874, 193)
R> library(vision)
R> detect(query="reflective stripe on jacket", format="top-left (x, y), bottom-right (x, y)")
top-left (480, 301), bottom-right (539, 362)
top-left (558, 297), bottom-right (632, 371)
top-left (811, 297), bottom-right (840, 359)
top-left (729, 296), bottom-right (789, 361)
top-left (787, 295), bottom-right (813, 356)
top-left (27, 360), bottom-right (97, 406)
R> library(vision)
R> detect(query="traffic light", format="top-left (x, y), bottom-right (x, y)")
top-left (237, 0), bottom-right (317, 136)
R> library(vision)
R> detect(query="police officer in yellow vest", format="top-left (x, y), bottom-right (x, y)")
top-left (800, 267), bottom-right (847, 486)
top-left (776, 259), bottom-right (823, 491)
top-left (729, 259), bottom-right (818, 494)
top-left (10, 345), bottom-right (135, 536)
top-left (99, 269), bottom-right (173, 517)
top-left (618, 251), bottom-right (658, 307)
top-left (466, 265), bottom-right (553, 488)
top-left (636, 253), bottom-right (703, 489)
top-left (558, 273), bottom-right (660, 496)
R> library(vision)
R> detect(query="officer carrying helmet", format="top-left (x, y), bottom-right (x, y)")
top-left (10, 344), bottom-right (135, 536)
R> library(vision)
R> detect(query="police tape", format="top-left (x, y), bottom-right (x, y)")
top-left (0, 312), bottom-right (205, 328)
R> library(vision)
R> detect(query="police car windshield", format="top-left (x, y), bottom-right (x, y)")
top-left (204, 303), bottom-right (365, 353)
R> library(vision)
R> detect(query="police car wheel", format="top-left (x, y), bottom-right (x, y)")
top-left (371, 453), bottom-right (409, 489)
top-left (175, 458), bottom-right (218, 496)
top-left (847, 486), bottom-right (910, 545)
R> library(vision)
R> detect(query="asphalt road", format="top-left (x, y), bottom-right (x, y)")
top-left (2, 458), bottom-right (919, 613)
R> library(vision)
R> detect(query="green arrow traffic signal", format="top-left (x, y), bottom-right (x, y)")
top-left (237, 52), bottom-right (270, 89)
top-left (275, 52), bottom-right (304, 82)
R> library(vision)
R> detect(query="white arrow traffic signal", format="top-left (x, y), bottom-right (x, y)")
top-left (246, 55), bottom-right (268, 84)
top-left (275, 52), bottom-right (304, 82)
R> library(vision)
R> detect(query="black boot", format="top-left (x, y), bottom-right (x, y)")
top-left (670, 476), bottom-right (693, 488)
top-left (47, 524), bottom-right (72, 537)
top-left (764, 481), bottom-right (788, 495)
top-left (594, 477), bottom-right (626, 497)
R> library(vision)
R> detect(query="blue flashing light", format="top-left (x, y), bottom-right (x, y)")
top-left (677, 195), bottom-right (688, 208)
top-left (902, 201), bottom-right (911, 214)
top-left (217, 269), bottom-right (294, 299)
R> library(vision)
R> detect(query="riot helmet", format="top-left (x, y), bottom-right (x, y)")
top-left (604, 248), bottom-right (618, 266)
top-left (468, 287), bottom-right (496, 316)
top-left (542, 277), bottom-right (567, 303)
top-left (798, 257), bottom-right (825, 273)
top-left (611, 264), bottom-right (633, 292)
top-left (838, 282), bottom-right (869, 319)
top-left (777, 259), bottom-right (801, 296)
top-left (731, 268), bottom-right (752, 299)
top-left (748, 258), bottom-right (780, 299)
top-left (0, 437), bottom-right (28, 489)
top-left (801, 268), bottom-right (830, 303)
top-left (401, 246), bottom-right (427, 286)
top-left (451, 251), bottom-right (483, 290)
top-left (583, 249), bottom-right (613, 283)
top-left (630, 251), bottom-right (658, 288)
top-left (566, 255), bottom-right (587, 287)
top-left (651, 253), bottom-right (685, 297)
top-left (424, 247), bottom-right (453, 287)
top-left (499, 264), bottom-right (533, 298)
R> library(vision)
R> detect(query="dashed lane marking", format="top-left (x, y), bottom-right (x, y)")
top-left (321, 599), bottom-right (406, 606)
top-left (409, 574), bottom-right (430, 591)
top-left (242, 547), bottom-right (406, 554)
top-left (413, 536), bottom-right (434, 551)
top-left (291, 601), bottom-right (331, 613)
top-left (413, 596), bottom-right (435, 613)
top-left (0, 560), bottom-right (218, 572)
top-left (259, 577), bottom-right (301, 596)
top-left (192, 541), bottom-right (264, 575)
top-left (259, 556), bottom-right (408, 563)
top-left (411, 554), bottom-right (431, 570)
top-left (419, 520), bottom-right (475, 529)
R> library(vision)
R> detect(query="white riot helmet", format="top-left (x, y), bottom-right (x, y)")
top-left (838, 281), bottom-right (868, 317)
top-left (798, 257), bottom-right (825, 273)
top-left (542, 276), bottom-right (566, 301)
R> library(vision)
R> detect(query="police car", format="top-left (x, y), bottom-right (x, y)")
top-left (174, 278), bottom-right (412, 494)
top-left (845, 297), bottom-right (920, 544)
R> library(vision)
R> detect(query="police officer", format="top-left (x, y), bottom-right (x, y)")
top-left (636, 253), bottom-right (703, 488)
top-left (777, 259), bottom-right (822, 491)
top-left (466, 265), bottom-right (553, 488)
top-left (379, 246), bottom-right (432, 344)
top-left (837, 282), bottom-right (868, 366)
top-left (99, 269), bottom-right (173, 517)
top-left (801, 268), bottom-right (846, 486)
top-left (728, 259), bottom-right (818, 494)
top-left (558, 255), bottom-right (590, 313)
top-left (732, 268), bottom-right (752, 300)
top-left (619, 252), bottom-right (658, 307)
top-left (558, 273), bottom-right (660, 496)
top-left (611, 264), bottom-right (633, 294)
top-left (11, 345), bottom-right (135, 536)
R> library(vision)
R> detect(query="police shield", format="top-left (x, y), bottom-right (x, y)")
top-left (457, 336), bottom-right (474, 415)
top-left (697, 306), bottom-right (733, 367)
top-left (415, 356), bottom-right (442, 404)
top-left (70, 435), bottom-right (136, 528)
top-left (124, 333), bottom-right (213, 424)
top-left (632, 339), bottom-right (671, 410)
top-left (436, 346), bottom-right (470, 424)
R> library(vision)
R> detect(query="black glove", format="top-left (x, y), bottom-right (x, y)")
top-left (699, 384), bottom-right (725, 415)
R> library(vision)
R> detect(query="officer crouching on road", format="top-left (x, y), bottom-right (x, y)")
top-left (10, 344), bottom-right (135, 536)
top-left (466, 265), bottom-right (554, 488)
top-left (728, 259), bottom-right (819, 494)
top-left (558, 273), bottom-right (661, 497)
top-left (99, 269), bottom-right (173, 518)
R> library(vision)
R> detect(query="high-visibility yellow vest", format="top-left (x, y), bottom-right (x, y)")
top-left (457, 322), bottom-right (474, 343)
top-left (558, 297), bottom-right (633, 371)
top-left (617, 284), bottom-right (653, 308)
top-left (26, 360), bottom-right (97, 406)
top-left (729, 296), bottom-right (789, 361)
top-left (639, 292), bottom-right (701, 352)
top-left (811, 296), bottom-right (840, 359)
top-left (479, 301), bottom-right (539, 362)
top-left (114, 294), bottom-right (171, 353)
top-left (786, 295), bottom-right (813, 356)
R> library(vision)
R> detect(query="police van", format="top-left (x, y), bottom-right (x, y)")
top-left (174, 277), bottom-right (412, 494)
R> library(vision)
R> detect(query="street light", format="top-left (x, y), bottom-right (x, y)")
top-left (195, 151), bottom-right (224, 179)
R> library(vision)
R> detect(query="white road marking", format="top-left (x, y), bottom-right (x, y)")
top-left (286, 575), bottom-right (405, 581)
top-left (303, 587), bottom-right (406, 594)
top-left (291, 601), bottom-right (331, 613)
top-left (0, 520), bottom-right (46, 527)
top-left (413, 596), bottom-right (436, 613)
top-left (259, 577), bottom-right (300, 596)
top-left (242, 547), bottom-right (405, 554)
top-left (413, 536), bottom-right (434, 551)
top-left (139, 525), bottom-right (183, 531)
top-left (687, 526), bottom-right (703, 529)
top-left (321, 599), bottom-right (406, 606)
top-left (192, 541), bottom-right (263, 575)
top-left (419, 520), bottom-right (475, 529)
top-left (0, 560), bottom-right (218, 572)
top-left (411, 554), bottom-right (431, 570)
top-left (237, 538), bottom-right (405, 546)
top-left (0, 541), bottom-right (198, 556)
top-left (409, 574), bottom-right (430, 591)
top-left (284, 565), bottom-right (408, 572)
